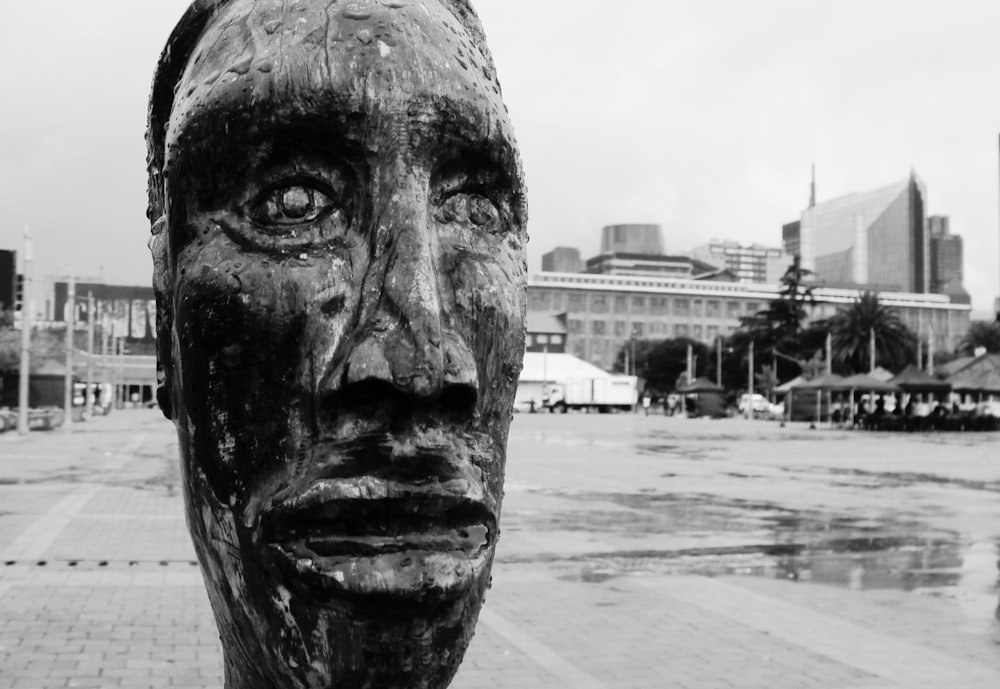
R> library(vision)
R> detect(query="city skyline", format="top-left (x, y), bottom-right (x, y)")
top-left (2, 1), bottom-right (1000, 312)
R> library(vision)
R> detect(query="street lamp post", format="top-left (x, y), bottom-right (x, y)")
top-left (63, 272), bottom-right (75, 432)
top-left (17, 226), bottom-right (32, 435)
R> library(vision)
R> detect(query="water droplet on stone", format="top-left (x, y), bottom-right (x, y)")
top-left (343, 4), bottom-right (372, 20)
top-left (228, 56), bottom-right (253, 75)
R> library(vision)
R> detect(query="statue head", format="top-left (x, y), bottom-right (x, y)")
top-left (146, 1), bottom-right (526, 686)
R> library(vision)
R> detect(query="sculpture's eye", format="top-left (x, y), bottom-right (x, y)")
top-left (249, 183), bottom-right (338, 229)
top-left (231, 169), bottom-right (354, 251)
top-left (436, 192), bottom-right (501, 232)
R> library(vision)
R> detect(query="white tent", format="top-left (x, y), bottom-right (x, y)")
top-left (519, 352), bottom-right (610, 383)
top-left (516, 353), bottom-right (611, 408)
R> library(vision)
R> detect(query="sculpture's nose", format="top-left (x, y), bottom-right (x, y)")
top-left (322, 171), bottom-right (478, 410)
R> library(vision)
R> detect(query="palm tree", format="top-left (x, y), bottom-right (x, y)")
top-left (958, 321), bottom-right (1000, 356)
top-left (829, 291), bottom-right (917, 374)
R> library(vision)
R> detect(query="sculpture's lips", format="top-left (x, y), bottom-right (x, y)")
top-left (262, 479), bottom-right (495, 602)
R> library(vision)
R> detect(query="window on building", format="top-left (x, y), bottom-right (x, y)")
top-left (536, 334), bottom-right (549, 345)
top-left (745, 302), bottom-right (760, 314)
top-left (614, 295), bottom-right (627, 312)
top-left (591, 295), bottom-right (609, 313)
top-left (692, 299), bottom-right (703, 317)
top-left (707, 325), bottom-right (719, 341)
top-left (552, 292), bottom-right (565, 311)
top-left (568, 294), bottom-right (585, 313)
top-left (694, 325), bottom-right (703, 340)
top-left (675, 324), bottom-right (689, 337)
top-left (633, 323), bottom-right (644, 337)
top-left (614, 320), bottom-right (627, 336)
top-left (568, 319), bottom-right (583, 334)
top-left (706, 300), bottom-right (721, 318)
top-left (675, 299), bottom-right (690, 316)
top-left (528, 290), bottom-right (552, 311)
top-left (592, 320), bottom-right (606, 335)
top-left (727, 301), bottom-right (741, 318)
top-left (551, 334), bottom-right (564, 345)
top-left (632, 296), bottom-right (647, 312)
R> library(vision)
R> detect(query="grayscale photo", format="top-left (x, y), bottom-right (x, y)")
top-left (0, 1), bottom-right (999, 687)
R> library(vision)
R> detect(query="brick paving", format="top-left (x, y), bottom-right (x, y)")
top-left (1, 410), bottom-right (998, 688)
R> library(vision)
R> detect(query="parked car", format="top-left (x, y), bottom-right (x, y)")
top-left (737, 393), bottom-right (770, 414)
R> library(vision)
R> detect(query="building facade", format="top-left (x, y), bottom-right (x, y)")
top-left (541, 247), bottom-right (584, 273)
top-left (688, 240), bottom-right (788, 284)
top-left (927, 215), bottom-right (964, 295)
top-left (599, 224), bottom-right (664, 255)
top-left (527, 271), bottom-right (970, 372)
top-left (782, 221), bottom-right (801, 257)
top-left (585, 252), bottom-right (724, 279)
top-left (800, 172), bottom-right (928, 292)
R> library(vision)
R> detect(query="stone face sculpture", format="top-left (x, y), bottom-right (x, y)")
top-left (146, 1), bottom-right (526, 686)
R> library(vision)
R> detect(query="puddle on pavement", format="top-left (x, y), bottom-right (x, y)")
top-left (782, 465), bottom-right (1000, 492)
top-left (514, 487), bottom-right (1000, 596)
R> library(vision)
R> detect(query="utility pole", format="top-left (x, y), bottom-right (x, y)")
top-left (17, 226), bottom-right (32, 435)
top-left (118, 335), bottom-right (126, 408)
top-left (63, 272), bottom-right (75, 432)
top-left (86, 292), bottom-right (95, 417)
top-left (716, 337), bottom-right (722, 387)
top-left (826, 332), bottom-right (833, 377)
top-left (630, 330), bottom-right (637, 379)
top-left (869, 327), bottom-right (876, 374)
top-left (746, 340), bottom-right (754, 420)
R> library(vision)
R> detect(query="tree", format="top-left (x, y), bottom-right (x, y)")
top-left (742, 256), bottom-right (815, 344)
top-left (958, 321), bottom-right (1000, 356)
top-left (0, 325), bottom-right (69, 372)
top-left (615, 338), bottom-right (710, 393)
top-left (739, 257), bottom-right (821, 383)
top-left (829, 291), bottom-right (917, 374)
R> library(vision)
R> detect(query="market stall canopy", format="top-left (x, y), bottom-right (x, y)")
top-left (791, 373), bottom-right (848, 391)
top-left (774, 376), bottom-right (806, 394)
top-left (839, 373), bottom-right (900, 394)
top-left (677, 377), bottom-right (725, 394)
top-left (948, 369), bottom-right (1000, 393)
top-left (889, 365), bottom-right (951, 393)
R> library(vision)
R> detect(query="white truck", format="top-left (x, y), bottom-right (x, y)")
top-left (543, 375), bottom-right (638, 413)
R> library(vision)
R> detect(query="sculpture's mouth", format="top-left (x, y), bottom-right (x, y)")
top-left (262, 483), bottom-right (495, 602)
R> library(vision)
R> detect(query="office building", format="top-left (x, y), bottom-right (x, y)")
top-left (527, 272), bottom-right (970, 372)
top-left (585, 252), bottom-right (726, 280)
top-left (600, 224), bottom-right (664, 255)
top-left (688, 240), bottom-right (788, 284)
top-left (928, 215), bottom-right (964, 296)
top-left (782, 221), bottom-right (801, 257)
top-left (800, 172), bottom-right (928, 292)
top-left (0, 250), bottom-right (14, 312)
top-left (541, 247), bottom-right (584, 274)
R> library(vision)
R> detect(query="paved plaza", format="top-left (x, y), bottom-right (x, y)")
top-left (1, 409), bottom-right (999, 688)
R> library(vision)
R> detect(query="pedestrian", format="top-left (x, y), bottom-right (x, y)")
top-left (642, 393), bottom-right (651, 416)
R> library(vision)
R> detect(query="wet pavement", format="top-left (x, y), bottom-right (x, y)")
top-left (0, 409), bottom-right (998, 687)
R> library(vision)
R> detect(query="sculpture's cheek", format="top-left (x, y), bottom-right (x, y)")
top-left (172, 244), bottom-right (360, 504)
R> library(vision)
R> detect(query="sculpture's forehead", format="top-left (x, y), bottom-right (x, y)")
top-left (167, 0), bottom-right (511, 149)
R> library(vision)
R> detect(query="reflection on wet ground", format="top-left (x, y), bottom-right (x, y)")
top-left (505, 418), bottom-right (1000, 607)
top-left (515, 489), bottom-right (974, 592)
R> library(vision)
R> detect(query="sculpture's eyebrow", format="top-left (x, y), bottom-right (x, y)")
top-left (404, 94), bottom-right (517, 162)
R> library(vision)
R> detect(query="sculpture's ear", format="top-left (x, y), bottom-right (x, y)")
top-left (149, 217), bottom-right (175, 420)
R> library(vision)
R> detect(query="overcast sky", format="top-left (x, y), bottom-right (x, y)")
top-left (2, 1), bottom-right (1000, 312)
